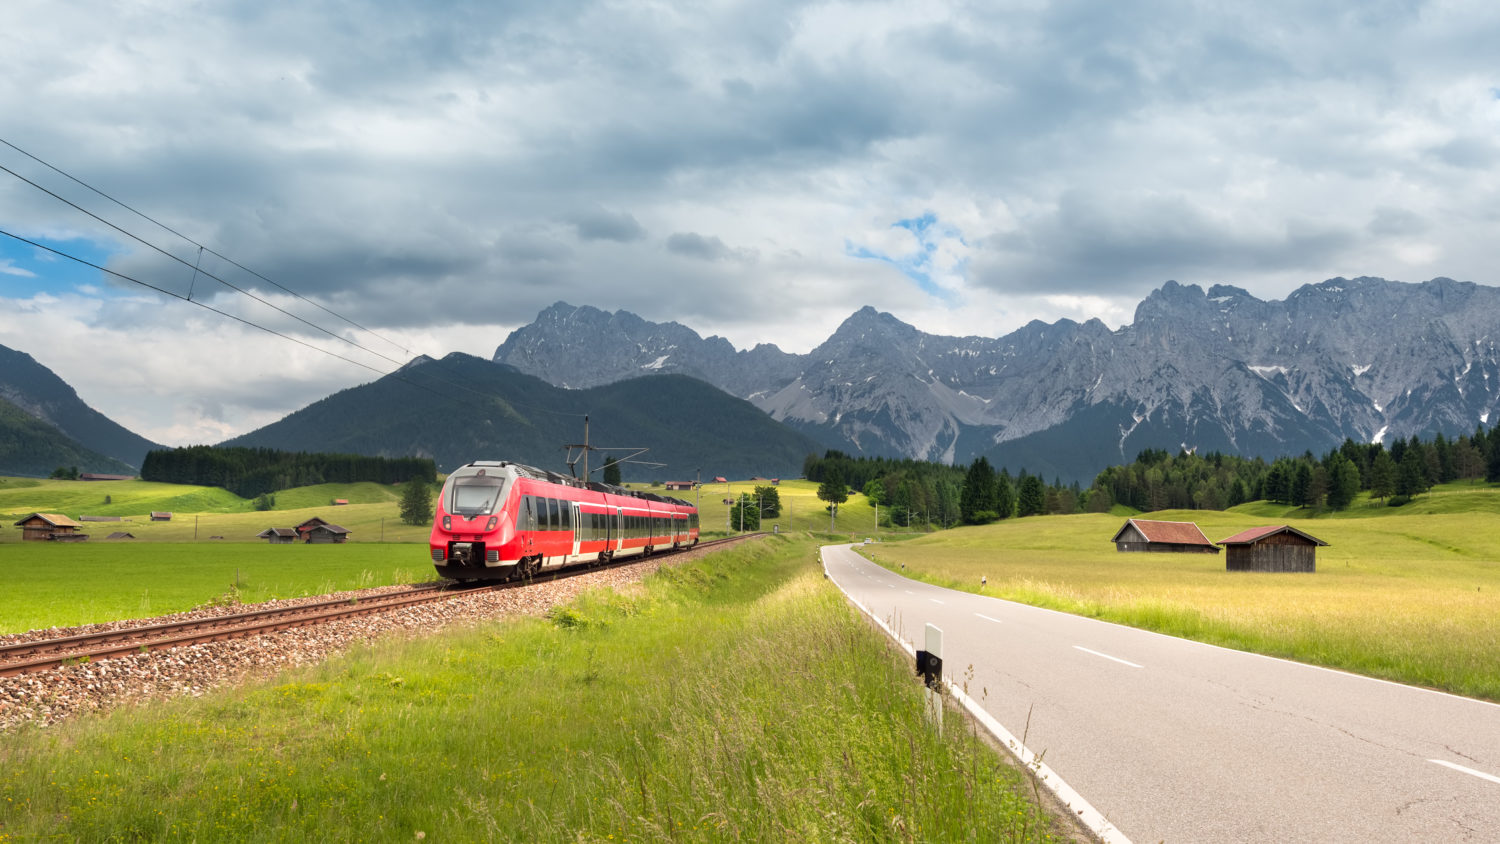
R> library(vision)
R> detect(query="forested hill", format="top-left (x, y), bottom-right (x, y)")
top-left (222, 352), bottom-right (821, 482)
top-left (0, 395), bottom-right (137, 477)
top-left (0, 343), bottom-right (162, 470)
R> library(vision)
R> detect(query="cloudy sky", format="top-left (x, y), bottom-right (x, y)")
top-left (2, 0), bottom-right (1498, 446)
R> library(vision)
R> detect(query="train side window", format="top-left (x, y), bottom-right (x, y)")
top-left (561, 503), bottom-right (571, 531)
top-left (522, 495), bottom-right (534, 531)
top-left (547, 498), bottom-right (559, 531)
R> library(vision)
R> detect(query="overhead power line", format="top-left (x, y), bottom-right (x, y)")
top-left (0, 141), bottom-right (590, 429)
top-left (0, 136), bottom-right (409, 357)
top-left (0, 159), bottom-right (411, 370)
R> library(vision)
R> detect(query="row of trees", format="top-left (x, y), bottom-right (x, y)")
top-left (141, 445), bottom-right (436, 499)
top-left (1092, 426), bottom-right (1500, 514)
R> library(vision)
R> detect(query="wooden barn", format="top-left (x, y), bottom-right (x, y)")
top-left (258, 528), bottom-right (298, 544)
top-left (13, 513), bottom-right (84, 542)
top-left (150, 511), bottom-right (173, 521)
top-left (1111, 519), bottom-right (1219, 553)
top-left (664, 481), bottom-right (694, 491)
top-left (1218, 526), bottom-right (1326, 573)
top-left (303, 523), bottom-right (350, 544)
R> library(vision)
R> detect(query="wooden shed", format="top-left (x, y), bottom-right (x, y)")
top-left (1111, 519), bottom-right (1220, 553)
top-left (664, 481), bottom-right (694, 491)
top-left (258, 528), bottom-right (298, 545)
top-left (1218, 526), bottom-right (1326, 573)
top-left (14, 513), bottom-right (84, 542)
top-left (303, 523), bottom-right (350, 544)
top-left (150, 511), bottom-right (173, 521)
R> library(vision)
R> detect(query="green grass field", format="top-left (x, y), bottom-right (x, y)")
top-left (0, 536), bottom-right (1067, 843)
top-left (0, 544), bottom-right (429, 633)
top-left (864, 487), bottom-right (1500, 700)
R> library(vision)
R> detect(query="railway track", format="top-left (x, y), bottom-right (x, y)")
top-left (0, 533), bottom-right (759, 679)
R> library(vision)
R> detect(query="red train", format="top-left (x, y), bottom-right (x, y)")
top-left (429, 460), bottom-right (700, 581)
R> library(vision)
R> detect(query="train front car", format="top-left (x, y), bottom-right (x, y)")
top-left (430, 462), bottom-right (518, 580)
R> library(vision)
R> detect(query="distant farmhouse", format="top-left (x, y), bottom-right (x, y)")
top-left (1219, 526), bottom-right (1327, 573)
top-left (1111, 519), bottom-right (1219, 554)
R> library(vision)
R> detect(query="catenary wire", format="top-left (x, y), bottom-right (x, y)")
top-left (0, 136), bottom-right (409, 356)
top-left (0, 160), bottom-right (411, 370)
top-left (0, 226), bottom-right (587, 423)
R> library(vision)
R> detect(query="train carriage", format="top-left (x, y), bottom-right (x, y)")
top-left (430, 460), bottom-right (699, 581)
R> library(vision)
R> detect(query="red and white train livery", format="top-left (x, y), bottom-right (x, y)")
top-left (430, 460), bottom-right (699, 581)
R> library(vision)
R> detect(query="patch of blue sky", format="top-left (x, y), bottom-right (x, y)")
top-left (845, 212), bottom-right (967, 305)
top-left (0, 233), bottom-right (118, 299)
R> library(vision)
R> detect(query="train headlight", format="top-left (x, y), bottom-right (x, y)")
top-left (486, 516), bottom-right (498, 532)
top-left (442, 515), bottom-right (451, 530)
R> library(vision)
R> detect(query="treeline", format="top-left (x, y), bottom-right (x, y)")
top-left (806, 424), bottom-right (1500, 530)
top-left (1092, 426), bottom-right (1500, 513)
top-left (802, 451), bottom-right (1082, 527)
top-left (141, 446), bottom-right (436, 499)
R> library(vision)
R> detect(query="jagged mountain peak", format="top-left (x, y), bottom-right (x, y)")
top-left (490, 277), bottom-right (1500, 482)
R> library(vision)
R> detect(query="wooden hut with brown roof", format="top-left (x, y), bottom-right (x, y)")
top-left (1111, 519), bottom-right (1219, 553)
top-left (1218, 526), bottom-right (1327, 573)
top-left (303, 523), bottom-right (350, 544)
top-left (258, 528), bottom-right (298, 545)
top-left (14, 513), bottom-right (84, 542)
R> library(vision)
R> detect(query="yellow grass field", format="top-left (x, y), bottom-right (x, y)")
top-left (861, 506), bottom-right (1500, 701)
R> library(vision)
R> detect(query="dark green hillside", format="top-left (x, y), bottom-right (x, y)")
top-left (0, 396), bottom-right (137, 477)
top-left (0, 343), bottom-right (163, 469)
top-left (222, 353), bottom-right (821, 481)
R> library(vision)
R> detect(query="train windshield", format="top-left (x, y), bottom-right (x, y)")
top-left (447, 469), bottom-right (507, 517)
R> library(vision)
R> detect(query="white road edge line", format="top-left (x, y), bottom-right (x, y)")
top-left (1429, 759), bottom-right (1500, 786)
top-left (975, 613), bottom-right (1003, 624)
top-left (823, 546), bottom-right (1131, 844)
top-left (1074, 646), bottom-right (1143, 669)
top-left (929, 598), bottom-right (945, 605)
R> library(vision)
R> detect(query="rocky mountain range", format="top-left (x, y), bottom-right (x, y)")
top-left (494, 277), bottom-right (1500, 482)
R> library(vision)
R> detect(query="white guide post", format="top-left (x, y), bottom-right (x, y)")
top-left (923, 622), bottom-right (943, 729)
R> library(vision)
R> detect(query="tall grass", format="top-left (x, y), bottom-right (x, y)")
top-left (0, 537), bottom-right (1064, 842)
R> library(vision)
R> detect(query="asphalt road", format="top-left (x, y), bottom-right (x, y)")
top-left (821, 543), bottom-right (1500, 843)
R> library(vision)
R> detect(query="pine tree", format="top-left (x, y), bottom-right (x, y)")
top-left (1370, 451), bottom-right (1397, 500)
top-left (1016, 474), bottom-right (1046, 517)
top-left (603, 456), bottom-right (622, 486)
top-left (960, 457), bottom-right (999, 523)
top-left (995, 470), bottom-right (1015, 519)
top-left (399, 476), bottom-right (434, 526)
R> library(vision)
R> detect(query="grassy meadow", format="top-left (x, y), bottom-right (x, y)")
top-left (0, 535), bottom-right (1067, 843)
top-left (0, 544), bottom-right (429, 634)
top-left (862, 485), bottom-right (1500, 701)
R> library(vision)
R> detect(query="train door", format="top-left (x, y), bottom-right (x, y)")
top-left (614, 507), bottom-right (623, 552)
top-left (571, 502), bottom-right (581, 559)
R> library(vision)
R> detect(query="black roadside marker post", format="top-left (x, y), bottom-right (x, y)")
top-left (916, 622), bottom-right (943, 729)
